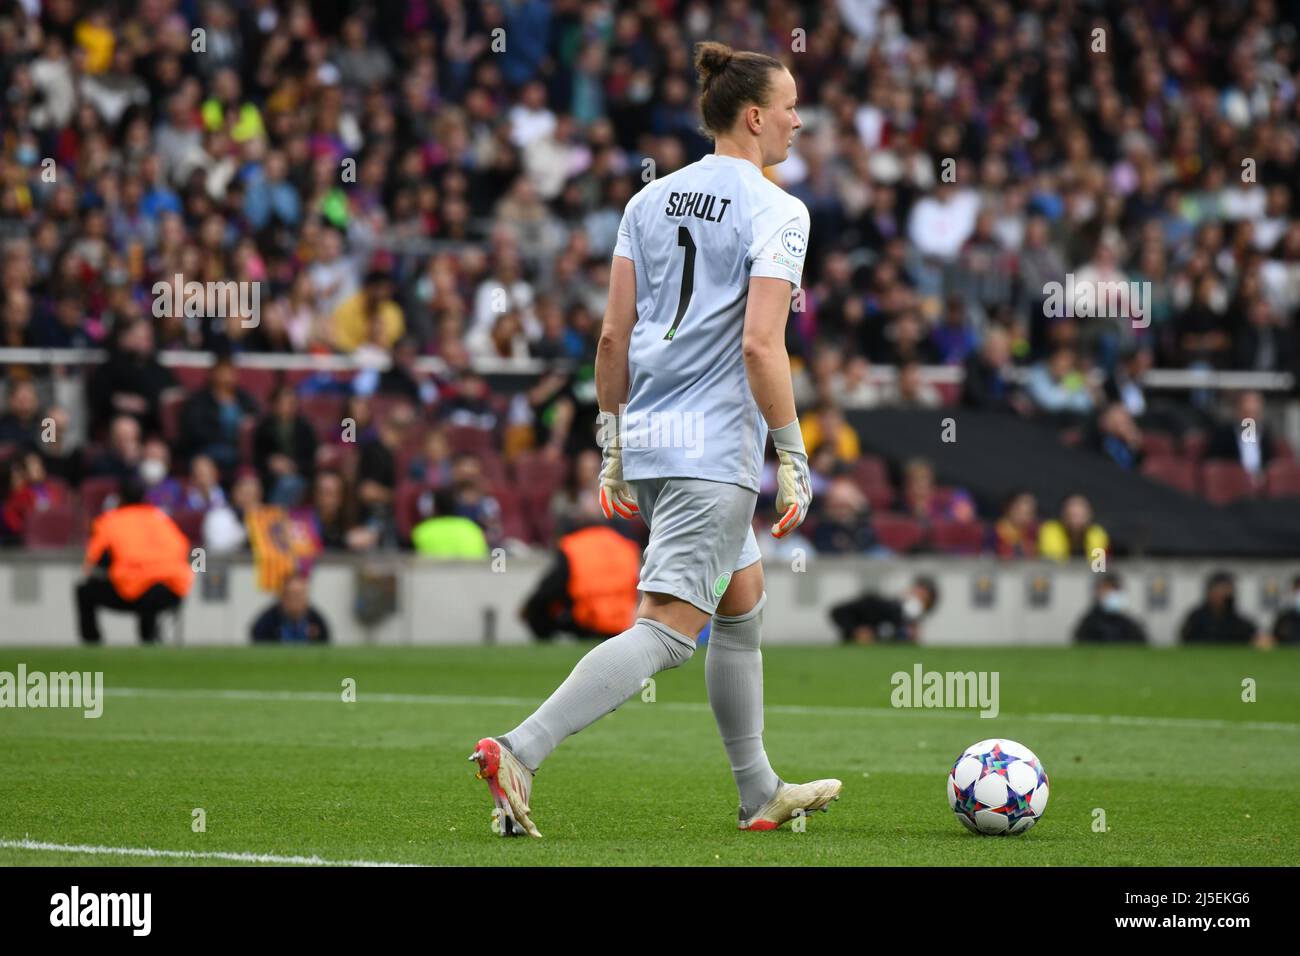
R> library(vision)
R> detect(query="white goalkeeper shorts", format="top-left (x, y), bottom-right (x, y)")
top-left (630, 477), bottom-right (762, 615)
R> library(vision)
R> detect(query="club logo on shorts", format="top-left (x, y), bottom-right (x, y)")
top-left (781, 228), bottom-right (807, 257)
top-left (713, 572), bottom-right (732, 599)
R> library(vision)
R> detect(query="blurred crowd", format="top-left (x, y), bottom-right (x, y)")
top-left (1, 0), bottom-right (1299, 558)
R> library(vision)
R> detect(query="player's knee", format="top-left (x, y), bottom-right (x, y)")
top-left (710, 592), bottom-right (767, 650)
top-left (638, 617), bottom-right (696, 668)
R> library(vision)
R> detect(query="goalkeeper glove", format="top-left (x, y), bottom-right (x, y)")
top-left (597, 411), bottom-right (639, 520)
top-left (770, 420), bottom-right (811, 538)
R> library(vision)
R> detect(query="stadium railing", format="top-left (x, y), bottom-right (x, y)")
top-left (0, 348), bottom-right (1292, 392)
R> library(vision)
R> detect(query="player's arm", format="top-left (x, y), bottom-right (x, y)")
top-left (595, 254), bottom-right (637, 416)
top-left (743, 275), bottom-right (810, 538)
top-left (593, 254), bottom-right (639, 519)
top-left (742, 277), bottom-right (798, 427)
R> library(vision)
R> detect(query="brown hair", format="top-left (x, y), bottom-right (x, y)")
top-left (694, 41), bottom-right (785, 138)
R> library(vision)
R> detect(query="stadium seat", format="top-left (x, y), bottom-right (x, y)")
top-left (864, 483), bottom-right (896, 512)
top-left (489, 480), bottom-right (531, 544)
top-left (393, 480), bottom-right (428, 545)
top-left (1200, 461), bottom-right (1254, 504)
top-left (497, 503), bottom-right (530, 545)
top-left (1141, 432), bottom-right (1177, 458)
top-left (235, 367), bottom-right (278, 404)
top-left (477, 450), bottom-right (507, 485)
top-left (526, 502), bottom-right (555, 546)
top-left (171, 509), bottom-right (206, 547)
top-left (42, 476), bottom-right (72, 503)
top-left (159, 390), bottom-right (186, 443)
top-left (1264, 460), bottom-right (1300, 498)
top-left (315, 443), bottom-right (358, 478)
top-left (934, 382), bottom-right (961, 406)
top-left (171, 365), bottom-right (209, 393)
top-left (393, 446), bottom-right (425, 484)
top-left (445, 425), bottom-right (496, 455)
top-left (300, 395), bottom-right (347, 442)
top-left (79, 476), bottom-right (120, 525)
top-left (393, 424), bottom-right (430, 468)
top-left (370, 394), bottom-right (418, 426)
top-left (238, 418), bottom-right (255, 465)
top-left (851, 456), bottom-right (895, 510)
top-left (512, 471), bottom-right (564, 543)
top-left (1140, 454), bottom-right (1197, 495)
top-left (1181, 430), bottom-right (1208, 461)
top-left (930, 519), bottom-right (986, 555)
top-left (25, 504), bottom-right (79, 548)
top-left (850, 454), bottom-right (887, 486)
top-left (871, 513), bottom-right (926, 553)
top-left (511, 450), bottom-right (569, 490)
top-left (932, 486), bottom-right (958, 510)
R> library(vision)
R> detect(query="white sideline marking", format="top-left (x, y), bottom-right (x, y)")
top-left (0, 838), bottom-right (418, 867)
top-left (102, 686), bottom-right (1300, 734)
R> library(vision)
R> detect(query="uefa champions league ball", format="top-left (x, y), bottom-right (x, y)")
top-left (948, 738), bottom-right (1049, 835)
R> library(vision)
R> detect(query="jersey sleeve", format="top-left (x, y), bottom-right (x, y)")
top-left (748, 195), bottom-right (810, 287)
top-left (613, 187), bottom-right (642, 263)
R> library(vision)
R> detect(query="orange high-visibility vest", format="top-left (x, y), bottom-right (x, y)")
top-left (85, 504), bottom-right (194, 600)
top-left (557, 526), bottom-right (640, 636)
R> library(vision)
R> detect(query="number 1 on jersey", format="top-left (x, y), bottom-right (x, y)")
top-left (665, 225), bottom-right (695, 341)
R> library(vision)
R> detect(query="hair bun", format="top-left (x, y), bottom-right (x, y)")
top-left (694, 41), bottom-right (735, 85)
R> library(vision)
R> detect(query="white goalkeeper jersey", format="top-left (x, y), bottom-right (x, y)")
top-left (612, 153), bottom-right (810, 493)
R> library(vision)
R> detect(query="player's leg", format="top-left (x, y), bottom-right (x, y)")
top-left (472, 478), bottom-right (711, 836)
top-left (708, 526), bottom-right (843, 830)
top-left (706, 553), bottom-right (781, 820)
top-left (488, 478), bottom-right (743, 770)
top-left (472, 592), bottom-right (701, 837)
top-left (492, 604), bottom-right (699, 773)
top-left (637, 590), bottom-right (711, 637)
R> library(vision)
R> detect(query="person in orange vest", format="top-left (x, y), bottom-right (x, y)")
top-left (521, 517), bottom-right (641, 640)
top-left (77, 474), bottom-right (195, 644)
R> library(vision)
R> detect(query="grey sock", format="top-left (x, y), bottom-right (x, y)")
top-left (706, 592), bottom-right (780, 818)
top-left (500, 617), bottom-right (695, 771)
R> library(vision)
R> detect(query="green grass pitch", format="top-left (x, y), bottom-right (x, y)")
top-left (1, 644), bottom-right (1297, 866)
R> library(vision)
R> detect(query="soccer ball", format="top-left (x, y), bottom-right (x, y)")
top-left (947, 738), bottom-right (1049, 836)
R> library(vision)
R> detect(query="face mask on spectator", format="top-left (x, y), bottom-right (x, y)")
top-left (140, 458), bottom-right (167, 486)
top-left (1101, 590), bottom-right (1128, 613)
top-left (901, 595), bottom-right (924, 621)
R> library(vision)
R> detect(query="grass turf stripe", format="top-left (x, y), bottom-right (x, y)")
top-left (100, 686), bottom-right (1300, 733)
